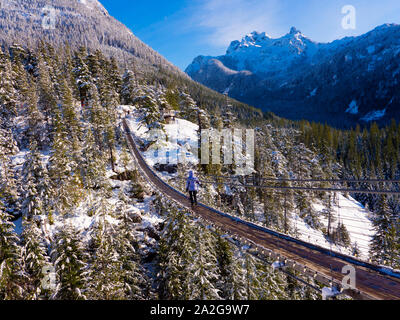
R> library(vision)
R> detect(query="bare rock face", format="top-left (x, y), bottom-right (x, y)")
top-left (186, 25), bottom-right (400, 127)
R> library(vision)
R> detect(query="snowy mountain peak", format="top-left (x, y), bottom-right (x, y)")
top-left (227, 31), bottom-right (271, 54)
top-left (245, 31), bottom-right (271, 42)
top-left (225, 27), bottom-right (314, 57)
top-left (215, 28), bottom-right (318, 74)
top-left (78, 0), bottom-right (109, 15)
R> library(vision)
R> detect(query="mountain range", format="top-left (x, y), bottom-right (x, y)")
top-left (186, 25), bottom-right (400, 127)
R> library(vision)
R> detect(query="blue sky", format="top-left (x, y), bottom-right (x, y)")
top-left (100, 0), bottom-right (400, 70)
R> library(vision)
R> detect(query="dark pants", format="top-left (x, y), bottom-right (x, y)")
top-left (189, 191), bottom-right (198, 205)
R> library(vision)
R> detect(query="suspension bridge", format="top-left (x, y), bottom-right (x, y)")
top-left (122, 119), bottom-right (400, 300)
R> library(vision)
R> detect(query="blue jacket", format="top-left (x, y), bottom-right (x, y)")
top-left (186, 171), bottom-right (200, 192)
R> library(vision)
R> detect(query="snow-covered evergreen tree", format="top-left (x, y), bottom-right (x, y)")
top-left (158, 208), bottom-right (195, 299)
top-left (0, 201), bottom-right (24, 300)
top-left (370, 195), bottom-right (400, 267)
top-left (51, 225), bottom-right (88, 300)
top-left (80, 123), bottom-right (108, 190)
top-left (0, 49), bottom-right (17, 118)
top-left (73, 48), bottom-right (93, 107)
top-left (48, 111), bottom-right (83, 213)
top-left (215, 235), bottom-right (236, 299)
top-left (0, 133), bottom-right (19, 217)
top-left (114, 201), bottom-right (146, 299)
top-left (187, 225), bottom-right (220, 300)
top-left (60, 79), bottom-right (82, 151)
top-left (21, 141), bottom-right (46, 218)
top-left (121, 69), bottom-right (137, 105)
top-left (20, 218), bottom-right (51, 299)
top-left (86, 219), bottom-right (125, 300)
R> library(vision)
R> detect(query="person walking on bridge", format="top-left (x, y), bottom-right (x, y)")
top-left (186, 170), bottom-right (201, 207)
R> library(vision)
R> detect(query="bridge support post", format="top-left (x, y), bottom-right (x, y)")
top-left (327, 194), bottom-right (332, 238)
top-left (284, 193), bottom-right (288, 234)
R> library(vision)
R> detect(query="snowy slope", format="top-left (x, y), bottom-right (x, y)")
top-left (122, 106), bottom-right (199, 167)
top-left (304, 194), bottom-right (373, 259)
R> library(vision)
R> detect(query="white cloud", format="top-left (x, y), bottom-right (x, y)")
top-left (185, 0), bottom-right (283, 47)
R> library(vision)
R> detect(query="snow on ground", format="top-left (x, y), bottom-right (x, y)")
top-left (36, 188), bottom-right (163, 248)
top-left (11, 149), bottom-right (51, 173)
top-left (122, 105), bottom-right (254, 175)
top-left (10, 149), bottom-right (29, 169)
top-left (294, 193), bottom-right (373, 259)
top-left (309, 88), bottom-right (317, 97)
top-left (123, 106), bottom-right (199, 167)
top-left (322, 286), bottom-right (340, 300)
top-left (345, 100), bottom-right (359, 115)
top-left (250, 194), bottom-right (373, 260)
top-left (361, 108), bottom-right (386, 122)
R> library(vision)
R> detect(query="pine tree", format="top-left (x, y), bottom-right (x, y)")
top-left (158, 208), bottom-right (194, 299)
top-left (179, 92), bottom-right (198, 124)
top-left (48, 112), bottom-right (83, 213)
top-left (21, 141), bottom-right (46, 218)
top-left (107, 57), bottom-right (122, 96)
top-left (137, 87), bottom-right (161, 128)
top-left (26, 82), bottom-right (47, 148)
top-left (36, 54), bottom-right (58, 124)
top-left (121, 70), bottom-right (137, 105)
top-left (80, 123), bottom-right (108, 190)
top-left (242, 251), bottom-right (260, 300)
top-left (0, 201), bottom-right (24, 300)
top-left (60, 79), bottom-right (82, 151)
top-left (11, 46), bottom-right (30, 105)
top-left (51, 225), bottom-right (88, 300)
top-left (215, 235), bottom-right (235, 299)
top-left (98, 76), bottom-right (119, 171)
top-left (229, 249), bottom-right (248, 300)
top-left (85, 83), bottom-right (105, 150)
top-left (114, 202), bottom-right (146, 299)
top-left (0, 137), bottom-right (19, 217)
top-left (370, 195), bottom-right (399, 267)
top-left (0, 48), bottom-right (17, 118)
top-left (73, 48), bottom-right (93, 107)
top-left (285, 272), bottom-right (301, 300)
top-left (187, 225), bottom-right (220, 300)
top-left (86, 219), bottom-right (125, 300)
top-left (20, 218), bottom-right (51, 299)
top-left (257, 262), bottom-right (287, 300)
